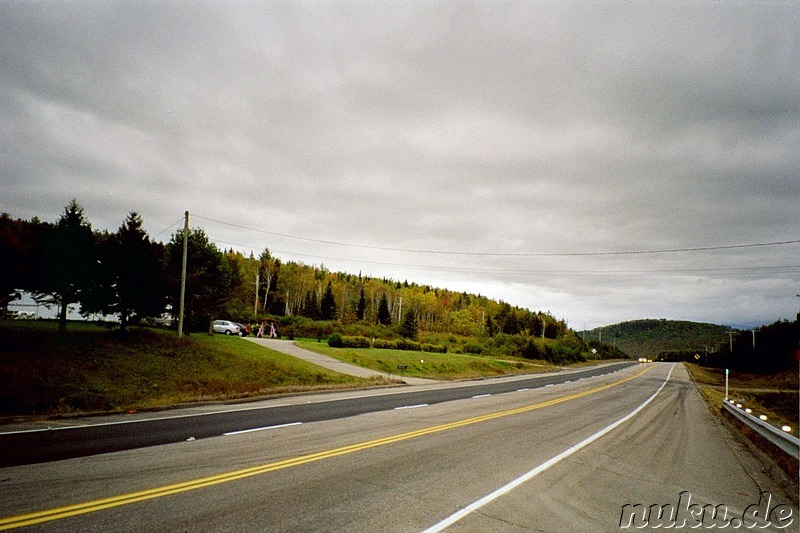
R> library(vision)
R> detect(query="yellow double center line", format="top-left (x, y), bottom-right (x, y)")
top-left (0, 365), bottom-right (653, 530)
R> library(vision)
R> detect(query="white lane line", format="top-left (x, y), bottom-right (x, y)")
top-left (423, 364), bottom-right (676, 533)
top-left (472, 394), bottom-right (491, 399)
top-left (223, 422), bottom-right (302, 436)
top-left (516, 388), bottom-right (530, 392)
top-left (394, 404), bottom-right (429, 410)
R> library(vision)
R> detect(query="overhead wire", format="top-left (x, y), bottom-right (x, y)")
top-left (151, 216), bottom-right (186, 240)
top-left (193, 213), bottom-right (800, 258)
top-left (209, 237), bottom-right (800, 279)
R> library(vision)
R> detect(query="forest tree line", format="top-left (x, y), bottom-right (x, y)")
top-left (1, 201), bottom-right (570, 343)
top-left (583, 318), bottom-right (799, 372)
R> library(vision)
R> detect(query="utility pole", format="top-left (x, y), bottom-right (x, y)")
top-left (751, 329), bottom-right (756, 349)
top-left (178, 211), bottom-right (189, 337)
top-left (729, 330), bottom-right (733, 353)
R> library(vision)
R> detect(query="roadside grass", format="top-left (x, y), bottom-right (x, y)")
top-left (685, 363), bottom-right (799, 437)
top-left (296, 340), bottom-right (557, 380)
top-left (0, 320), bottom-right (376, 418)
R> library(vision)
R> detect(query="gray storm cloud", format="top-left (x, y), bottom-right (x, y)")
top-left (2, 1), bottom-right (798, 328)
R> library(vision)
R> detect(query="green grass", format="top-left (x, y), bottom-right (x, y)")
top-left (296, 340), bottom-right (556, 380)
top-left (0, 320), bottom-right (375, 417)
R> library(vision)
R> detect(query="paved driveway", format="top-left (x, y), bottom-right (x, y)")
top-left (244, 337), bottom-right (438, 385)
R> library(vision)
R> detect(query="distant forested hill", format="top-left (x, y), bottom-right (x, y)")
top-left (579, 319), bottom-right (730, 359)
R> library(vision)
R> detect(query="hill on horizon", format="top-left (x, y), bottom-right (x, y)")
top-left (579, 319), bottom-right (730, 359)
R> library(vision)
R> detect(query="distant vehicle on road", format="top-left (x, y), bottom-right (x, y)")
top-left (212, 320), bottom-right (244, 336)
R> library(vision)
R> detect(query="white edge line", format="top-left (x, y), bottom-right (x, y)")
top-left (394, 404), bottom-right (429, 410)
top-left (472, 394), bottom-right (491, 399)
top-left (422, 363), bottom-right (676, 533)
top-left (0, 403), bottom-right (294, 435)
top-left (223, 422), bottom-right (302, 436)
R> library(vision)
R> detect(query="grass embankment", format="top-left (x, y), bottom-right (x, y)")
top-left (685, 363), bottom-right (799, 438)
top-left (296, 340), bottom-right (556, 380)
top-left (0, 320), bottom-right (377, 418)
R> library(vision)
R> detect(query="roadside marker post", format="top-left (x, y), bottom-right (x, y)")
top-left (725, 368), bottom-right (729, 400)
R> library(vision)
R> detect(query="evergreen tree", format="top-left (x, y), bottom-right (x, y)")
top-left (320, 281), bottom-right (337, 320)
top-left (486, 314), bottom-right (495, 337)
top-left (81, 213), bottom-right (166, 332)
top-left (399, 309), bottom-right (419, 340)
top-left (356, 286), bottom-right (366, 321)
top-left (35, 199), bottom-right (97, 334)
top-left (377, 293), bottom-right (392, 325)
top-left (303, 291), bottom-right (321, 320)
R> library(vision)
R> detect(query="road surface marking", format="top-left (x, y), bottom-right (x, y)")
top-left (394, 404), bottom-right (429, 410)
top-left (422, 364), bottom-right (676, 532)
top-left (223, 422), bottom-right (302, 436)
top-left (0, 366), bottom-right (652, 531)
top-left (0, 404), bottom-right (294, 435)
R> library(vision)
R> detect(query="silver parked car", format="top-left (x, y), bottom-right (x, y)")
top-left (212, 320), bottom-right (243, 336)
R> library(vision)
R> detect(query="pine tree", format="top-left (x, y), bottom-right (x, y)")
top-left (399, 309), bottom-right (419, 340)
top-left (35, 199), bottom-right (96, 334)
top-left (303, 291), bottom-right (321, 320)
top-left (356, 286), bottom-right (366, 321)
top-left (320, 281), bottom-right (337, 320)
top-left (377, 293), bottom-right (391, 325)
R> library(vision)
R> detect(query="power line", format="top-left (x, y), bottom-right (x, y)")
top-left (211, 237), bottom-right (800, 278)
top-left (152, 216), bottom-right (185, 240)
top-left (193, 213), bottom-right (800, 258)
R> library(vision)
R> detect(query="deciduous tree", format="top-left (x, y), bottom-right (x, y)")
top-left (167, 228), bottom-right (237, 332)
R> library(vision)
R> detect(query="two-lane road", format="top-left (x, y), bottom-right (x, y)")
top-left (0, 362), bottom-right (634, 467)
top-left (0, 363), bottom-right (796, 531)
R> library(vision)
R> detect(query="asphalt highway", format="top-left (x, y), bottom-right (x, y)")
top-left (0, 363), bottom-right (796, 531)
top-left (0, 362), bottom-right (635, 467)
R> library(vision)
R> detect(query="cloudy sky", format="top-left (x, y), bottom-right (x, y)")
top-left (2, 1), bottom-right (799, 329)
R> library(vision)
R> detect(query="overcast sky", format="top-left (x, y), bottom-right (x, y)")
top-left (2, 1), bottom-right (799, 329)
